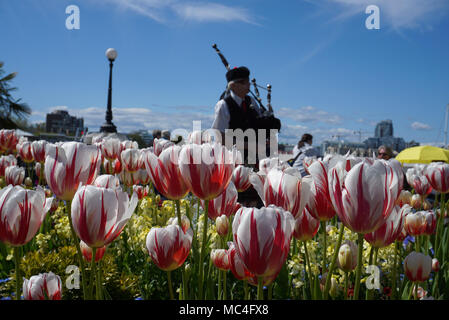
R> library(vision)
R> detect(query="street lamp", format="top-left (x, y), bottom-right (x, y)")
top-left (100, 48), bottom-right (118, 133)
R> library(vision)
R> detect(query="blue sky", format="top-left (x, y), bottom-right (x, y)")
top-left (1, 0), bottom-right (449, 146)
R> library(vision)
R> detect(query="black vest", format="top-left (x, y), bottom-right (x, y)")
top-left (225, 95), bottom-right (259, 131)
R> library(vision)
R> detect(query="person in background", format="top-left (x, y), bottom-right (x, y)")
top-left (292, 133), bottom-right (317, 177)
top-left (161, 130), bottom-right (171, 140)
top-left (377, 145), bottom-right (394, 160)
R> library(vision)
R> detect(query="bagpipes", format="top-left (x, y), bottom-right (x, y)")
top-left (212, 44), bottom-right (281, 132)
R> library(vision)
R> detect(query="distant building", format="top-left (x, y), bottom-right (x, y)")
top-left (46, 110), bottom-right (84, 136)
top-left (363, 120), bottom-right (406, 152)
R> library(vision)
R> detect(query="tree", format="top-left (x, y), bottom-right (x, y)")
top-left (0, 61), bottom-right (31, 129)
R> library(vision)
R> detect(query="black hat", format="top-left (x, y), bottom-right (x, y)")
top-left (226, 66), bottom-right (250, 83)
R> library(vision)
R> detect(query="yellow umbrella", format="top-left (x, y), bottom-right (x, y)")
top-left (395, 146), bottom-right (449, 164)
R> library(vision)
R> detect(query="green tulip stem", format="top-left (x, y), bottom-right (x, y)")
top-left (323, 222), bottom-right (345, 299)
top-left (13, 246), bottom-right (21, 300)
top-left (175, 199), bottom-right (187, 300)
top-left (167, 271), bottom-right (174, 300)
top-left (198, 199), bottom-right (209, 299)
top-left (353, 233), bottom-right (364, 300)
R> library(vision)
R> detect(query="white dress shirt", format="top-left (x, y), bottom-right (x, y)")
top-left (211, 90), bottom-right (262, 132)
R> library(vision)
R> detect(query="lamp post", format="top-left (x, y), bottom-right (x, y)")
top-left (100, 48), bottom-right (118, 133)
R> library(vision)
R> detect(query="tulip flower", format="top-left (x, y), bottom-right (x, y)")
top-left (121, 140), bottom-right (139, 152)
top-left (71, 185), bottom-right (138, 248)
top-left (432, 258), bottom-right (439, 272)
top-left (337, 240), bottom-right (358, 272)
top-left (425, 162), bottom-right (449, 193)
top-left (201, 181), bottom-right (239, 219)
top-left (138, 168), bottom-right (151, 185)
top-left (146, 224), bottom-right (193, 271)
top-left (17, 141), bottom-right (34, 163)
top-left (211, 249), bottom-right (230, 271)
top-left (103, 158), bottom-right (121, 175)
top-left (227, 241), bottom-right (252, 281)
top-left (153, 138), bottom-right (174, 156)
top-left (293, 207), bottom-right (320, 241)
top-left (179, 143), bottom-right (236, 200)
top-left (144, 146), bottom-right (189, 200)
top-left (121, 148), bottom-right (143, 173)
top-left (120, 170), bottom-right (140, 187)
top-left (0, 129), bottom-right (18, 154)
top-left (232, 205), bottom-right (295, 294)
top-left (133, 185), bottom-right (145, 200)
top-left (250, 167), bottom-right (311, 218)
top-left (306, 160), bottom-right (336, 221)
top-left (406, 169), bottom-right (432, 196)
top-left (94, 174), bottom-right (120, 189)
top-left (0, 185), bottom-right (52, 246)
top-left (410, 194), bottom-right (423, 210)
top-left (364, 205), bottom-right (410, 248)
top-left (31, 140), bottom-right (47, 163)
top-left (0, 155), bottom-right (17, 177)
top-left (404, 211), bottom-right (426, 236)
top-left (423, 211), bottom-right (437, 235)
top-left (396, 190), bottom-right (412, 207)
top-left (5, 165), bottom-right (24, 186)
top-left (23, 272), bottom-right (62, 300)
top-left (232, 165), bottom-right (253, 192)
top-left (168, 215), bottom-right (190, 233)
top-left (101, 138), bottom-right (121, 161)
top-left (404, 251), bottom-right (432, 282)
top-left (80, 240), bottom-right (106, 262)
top-left (216, 215), bottom-right (229, 237)
top-left (45, 142), bottom-right (101, 201)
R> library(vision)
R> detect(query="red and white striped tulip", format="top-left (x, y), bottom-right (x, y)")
top-left (364, 205), bottom-right (410, 248)
top-left (17, 141), bottom-right (34, 163)
top-left (216, 215), bottom-right (229, 237)
top-left (232, 165), bottom-right (253, 192)
top-left (168, 215), bottom-right (190, 233)
top-left (153, 138), bottom-right (174, 156)
top-left (211, 249), bottom-right (231, 271)
top-left (179, 143), bottom-right (236, 200)
top-left (101, 138), bottom-right (121, 161)
top-left (138, 168), bottom-right (151, 185)
top-left (250, 167), bottom-right (311, 218)
top-left (227, 241), bottom-right (253, 281)
top-left (293, 207), bottom-right (320, 241)
top-left (71, 185), bottom-right (138, 248)
top-left (337, 240), bottom-right (358, 272)
top-left (5, 165), bottom-right (24, 186)
top-left (146, 224), bottom-right (193, 271)
top-left (23, 272), bottom-right (62, 300)
top-left (432, 258), bottom-right (440, 272)
top-left (31, 140), bottom-right (47, 163)
top-left (404, 251), bottom-right (432, 282)
top-left (0, 185), bottom-right (52, 246)
top-left (120, 170), bottom-right (140, 187)
top-left (258, 157), bottom-right (289, 175)
top-left (232, 205), bottom-right (295, 282)
top-left (103, 158), bottom-right (121, 175)
top-left (406, 168), bottom-right (432, 196)
top-left (35, 162), bottom-right (42, 179)
top-left (423, 211), bottom-right (437, 235)
top-left (0, 129), bottom-right (18, 154)
top-left (425, 162), bottom-right (449, 193)
top-left (201, 181), bottom-right (238, 219)
top-left (0, 155), bottom-right (17, 177)
top-left (121, 140), bottom-right (139, 152)
top-left (80, 240), bottom-right (106, 262)
top-left (404, 211), bottom-right (427, 236)
top-left (94, 174), bottom-right (120, 189)
top-left (329, 159), bottom-right (399, 234)
top-left (188, 130), bottom-right (212, 145)
top-left (121, 148), bottom-right (142, 173)
top-left (45, 142), bottom-right (101, 201)
top-left (306, 160), bottom-right (336, 221)
top-left (396, 190), bottom-right (412, 207)
top-left (144, 145), bottom-right (190, 200)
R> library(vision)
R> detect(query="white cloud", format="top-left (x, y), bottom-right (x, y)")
top-left (101, 0), bottom-right (256, 24)
top-left (314, 0), bottom-right (449, 30)
top-left (411, 121), bottom-right (432, 131)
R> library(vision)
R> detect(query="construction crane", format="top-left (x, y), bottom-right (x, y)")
top-left (353, 129), bottom-right (371, 143)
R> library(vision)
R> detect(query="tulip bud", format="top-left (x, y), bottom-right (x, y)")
top-left (319, 273), bottom-right (338, 297)
top-left (396, 190), bottom-right (412, 207)
top-left (423, 200), bottom-right (432, 211)
top-left (432, 258), bottom-right (440, 273)
top-left (405, 211), bottom-right (426, 236)
top-left (211, 249), bottom-right (230, 271)
top-left (216, 215), bottom-right (229, 237)
top-left (25, 177), bottom-right (33, 187)
top-left (411, 194), bottom-right (422, 210)
top-left (50, 198), bottom-right (59, 213)
top-left (337, 240), bottom-right (358, 272)
top-left (80, 240), bottom-right (106, 262)
top-left (423, 211), bottom-right (437, 235)
top-left (169, 215), bottom-right (190, 233)
top-left (23, 272), bottom-right (62, 300)
top-left (404, 251), bottom-right (432, 282)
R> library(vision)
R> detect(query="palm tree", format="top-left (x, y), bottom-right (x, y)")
top-left (0, 61), bottom-right (31, 129)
